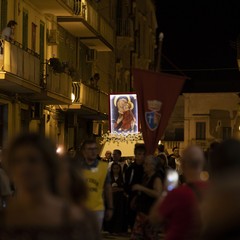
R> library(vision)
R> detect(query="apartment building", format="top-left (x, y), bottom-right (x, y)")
top-left (115, 0), bottom-right (158, 92)
top-left (0, 0), bottom-right (115, 149)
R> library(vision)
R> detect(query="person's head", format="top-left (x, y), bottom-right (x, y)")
top-left (172, 147), bottom-right (179, 157)
top-left (7, 20), bottom-right (17, 29)
top-left (211, 139), bottom-right (240, 179)
top-left (144, 155), bottom-right (158, 176)
top-left (181, 146), bottom-right (205, 182)
top-left (7, 133), bottom-right (59, 195)
top-left (112, 149), bottom-right (122, 162)
top-left (111, 162), bottom-right (122, 176)
top-left (117, 98), bottom-right (128, 114)
top-left (105, 151), bottom-right (112, 159)
top-left (81, 140), bottom-right (98, 161)
top-left (158, 144), bottom-right (165, 153)
top-left (134, 144), bottom-right (146, 165)
top-left (93, 73), bottom-right (100, 81)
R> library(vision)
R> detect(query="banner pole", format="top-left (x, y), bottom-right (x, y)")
top-left (156, 32), bottom-right (164, 72)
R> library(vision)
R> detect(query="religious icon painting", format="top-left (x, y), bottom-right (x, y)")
top-left (109, 94), bottom-right (139, 134)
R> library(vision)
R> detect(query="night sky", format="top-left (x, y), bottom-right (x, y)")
top-left (156, 1), bottom-right (240, 92)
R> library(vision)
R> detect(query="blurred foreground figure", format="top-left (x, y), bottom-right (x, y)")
top-left (0, 156), bottom-right (13, 209)
top-left (59, 156), bottom-right (101, 239)
top-left (0, 133), bottom-right (101, 240)
top-left (202, 139), bottom-right (240, 239)
top-left (150, 146), bottom-right (207, 240)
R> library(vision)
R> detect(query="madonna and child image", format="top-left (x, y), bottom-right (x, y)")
top-left (110, 94), bottom-right (138, 133)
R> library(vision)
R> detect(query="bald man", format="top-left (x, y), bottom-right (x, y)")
top-left (150, 146), bottom-right (208, 240)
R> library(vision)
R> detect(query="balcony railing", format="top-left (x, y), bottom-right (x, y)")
top-left (191, 139), bottom-right (214, 149)
top-left (61, 0), bottom-right (82, 15)
top-left (72, 82), bottom-right (108, 114)
top-left (30, 0), bottom-right (82, 16)
top-left (46, 65), bottom-right (72, 99)
top-left (86, 4), bottom-right (114, 46)
top-left (0, 39), bottom-right (40, 86)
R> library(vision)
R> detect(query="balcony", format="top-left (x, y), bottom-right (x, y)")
top-left (31, 65), bottom-right (72, 105)
top-left (58, 3), bottom-right (114, 51)
top-left (70, 82), bottom-right (108, 119)
top-left (30, 0), bottom-right (81, 16)
top-left (0, 39), bottom-right (41, 94)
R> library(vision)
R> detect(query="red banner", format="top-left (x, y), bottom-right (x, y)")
top-left (133, 69), bottom-right (186, 154)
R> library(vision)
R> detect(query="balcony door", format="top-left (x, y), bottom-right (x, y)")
top-left (31, 23), bottom-right (37, 51)
top-left (39, 21), bottom-right (45, 81)
top-left (21, 109), bottom-right (30, 133)
top-left (0, 0), bottom-right (7, 31)
top-left (22, 9), bottom-right (28, 49)
top-left (0, 104), bottom-right (8, 149)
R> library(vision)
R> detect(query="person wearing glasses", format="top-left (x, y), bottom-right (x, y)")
top-left (81, 140), bottom-right (113, 230)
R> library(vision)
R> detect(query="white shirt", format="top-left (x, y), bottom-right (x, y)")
top-left (1, 27), bottom-right (13, 40)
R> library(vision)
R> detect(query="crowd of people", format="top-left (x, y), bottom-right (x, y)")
top-left (0, 133), bottom-right (240, 239)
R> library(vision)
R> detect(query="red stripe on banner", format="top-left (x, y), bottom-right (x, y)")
top-left (133, 69), bottom-right (186, 154)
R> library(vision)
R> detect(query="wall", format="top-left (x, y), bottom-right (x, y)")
top-left (184, 93), bottom-right (239, 148)
top-left (94, 51), bottom-right (115, 92)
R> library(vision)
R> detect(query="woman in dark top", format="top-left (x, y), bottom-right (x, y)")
top-left (0, 133), bottom-right (100, 240)
top-left (105, 163), bottom-right (128, 234)
top-left (131, 155), bottom-right (164, 240)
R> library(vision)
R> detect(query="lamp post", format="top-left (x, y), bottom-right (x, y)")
top-left (156, 32), bottom-right (164, 72)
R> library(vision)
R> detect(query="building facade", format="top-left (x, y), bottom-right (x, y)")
top-left (115, 0), bottom-right (157, 92)
top-left (0, 0), bottom-right (158, 150)
top-left (0, 0), bottom-right (115, 150)
top-left (163, 93), bottom-right (240, 153)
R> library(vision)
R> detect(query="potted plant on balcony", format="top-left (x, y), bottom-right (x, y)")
top-left (49, 58), bottom-right (64, 73)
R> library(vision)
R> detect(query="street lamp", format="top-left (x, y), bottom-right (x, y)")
top-left (156, 32), bottom-right (164, 72)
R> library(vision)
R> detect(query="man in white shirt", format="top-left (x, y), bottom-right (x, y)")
top-left (1, 20), bottom-right (17, 41)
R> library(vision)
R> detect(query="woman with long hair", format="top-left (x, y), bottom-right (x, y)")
top-left (0, 133), bottom-right (100, 240)
top-left (131, 155), bottom-right (164, 240)
top-left (105, 162), bottom-right (128, 234)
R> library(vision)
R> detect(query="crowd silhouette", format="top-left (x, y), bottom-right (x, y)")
top-left (0, 133), bottom-right (240, 239)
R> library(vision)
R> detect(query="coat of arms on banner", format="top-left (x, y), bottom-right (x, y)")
top-left (145, 100), bottom-right (162, 131)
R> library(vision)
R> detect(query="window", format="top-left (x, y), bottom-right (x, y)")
top-left (196, 122), bottom-right (206, 140)
top-left (31, 23), bottom-right (37, 51)
top-left (39, 21), bottom-right (45, 79)
top-left (22, 9), bottom-right (28, 49)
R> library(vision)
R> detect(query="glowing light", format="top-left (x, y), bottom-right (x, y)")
top-left (71, 93), bottom-right (75, 102)
top-left (56, 146), bottom-right (64, 155)
top-left (200, 171), bottom-right (209, 181)
top-left (165, 170), bottom-right (179, 191)
top-left (158, 140), bottom-right (161, 145)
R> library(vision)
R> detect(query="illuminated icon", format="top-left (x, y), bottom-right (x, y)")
top-left (110, 94), bottom-right (138, 134)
